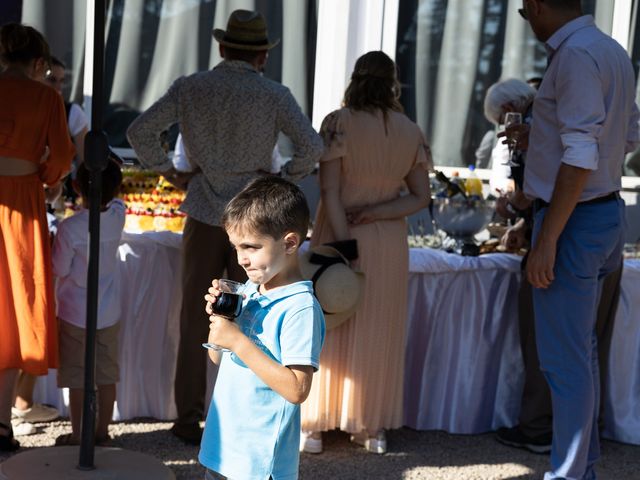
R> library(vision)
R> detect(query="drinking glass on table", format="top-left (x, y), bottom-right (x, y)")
top-left (203, 279), bottom-right (245, 352)
top-left (502, 112), bottom-right (522, 167)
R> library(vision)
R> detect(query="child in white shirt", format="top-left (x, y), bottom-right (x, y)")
top-left (51, 160), bottom-right (125, 446)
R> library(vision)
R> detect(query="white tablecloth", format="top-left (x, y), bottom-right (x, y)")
top-left (403, 249), bottom-right (524, 434)
top-left (34, 236), bottom-right (640, 445)
top-left (35, 231), bottom-right (185, 420)
top-left (403, 248), bottom-right (640, 445)
top-left (605, 259), bottom-right (640, 445)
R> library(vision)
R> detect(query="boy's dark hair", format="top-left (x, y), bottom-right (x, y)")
top-left (75, 160), bottom-right (123, 207)
top-left (222, 176), bottom-right (309, 244)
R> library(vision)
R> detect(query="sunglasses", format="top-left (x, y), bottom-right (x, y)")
top-left (518, 8), bottom-right (529, 20)
top-left (45, 69), bottom-right (65, 85)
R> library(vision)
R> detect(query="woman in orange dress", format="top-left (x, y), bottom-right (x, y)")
top-left (0, 23), bottom-right (75, 451)
top-left (301, 51), bottom-right (432, 454)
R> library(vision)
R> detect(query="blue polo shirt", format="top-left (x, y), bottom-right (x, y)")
top-left (199, 280), bottom-right (325, 480)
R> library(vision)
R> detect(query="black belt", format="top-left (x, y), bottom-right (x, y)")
top-left (533, 191), bottom-right (619, 212)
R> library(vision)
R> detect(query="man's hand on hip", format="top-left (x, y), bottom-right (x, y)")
top-left (162, 166), bottom-right (200, 191)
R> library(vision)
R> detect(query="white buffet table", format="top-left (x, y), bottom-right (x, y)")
top-left (35, 231), bottom-right (184, 421)
top-left (403, 249), bottom-right (523, 434)
top-left (34, 234), bottom-right (640, 445)
top-left (403, 248), bottom-right (640, 445)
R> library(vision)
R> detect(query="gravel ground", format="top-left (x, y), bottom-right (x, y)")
top-left (1, 419), bottom-right (638, 479)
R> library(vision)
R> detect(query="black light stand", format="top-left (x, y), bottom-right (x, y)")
top-left (78, 0), bottom-right (109, 470)
top-left (1, 4), bottom-right (174, 476)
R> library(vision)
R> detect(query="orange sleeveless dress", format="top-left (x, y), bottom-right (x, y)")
top-left (0, 76), bottom-right (75, 374)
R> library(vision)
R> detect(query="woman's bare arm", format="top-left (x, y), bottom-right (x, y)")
top-left (318, 158), bottom-right (350, 240)
top-left (348, 165), bottom-right (431, 225)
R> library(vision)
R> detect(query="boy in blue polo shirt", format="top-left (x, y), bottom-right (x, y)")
top-left (199, 176), bottom-right (325, 480)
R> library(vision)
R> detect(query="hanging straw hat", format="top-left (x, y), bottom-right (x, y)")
top-left (300, 245), bottom-right (364, 330)
top-left (212, 10), bottom-right (280, 51)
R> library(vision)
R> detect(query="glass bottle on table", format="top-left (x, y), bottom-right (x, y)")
top-left (464, 165), bottom-right (483, 199)
top-left (435, 170), bottom-right (467, 199)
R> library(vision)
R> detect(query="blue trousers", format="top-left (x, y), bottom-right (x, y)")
top-left (532, 197), bottom-right (625, 480)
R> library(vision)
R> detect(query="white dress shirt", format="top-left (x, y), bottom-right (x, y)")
top-left (67, 104), bottom-right (88, 137)
top-left (489, 138), bottom-right (514, 193)
top-left (524, 16), bottom-right (640, 203)
top-left (172, 133), bottom-right (195, 172)
top-left (52, 199), bottom-right (125, 329)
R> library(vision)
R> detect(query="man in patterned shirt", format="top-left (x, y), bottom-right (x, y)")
top-left (127, 9), bottom-right (323, 445)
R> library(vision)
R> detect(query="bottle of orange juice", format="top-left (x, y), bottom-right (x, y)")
top-left (464, 165), bottom-right (483, 198)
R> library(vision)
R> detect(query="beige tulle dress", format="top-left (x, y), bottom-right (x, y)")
top-left (301, 107), bottom-right (431, 434)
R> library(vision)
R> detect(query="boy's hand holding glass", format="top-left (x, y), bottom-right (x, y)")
top-left (203, 279), bottom-right (246, 352)
top-left (206, 315), bottom-right (241, 352)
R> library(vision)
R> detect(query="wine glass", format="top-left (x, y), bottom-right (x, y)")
top-left (502, 112), bottom-right (522, 167)
top-left (202, 279), bottom-right (245, 352)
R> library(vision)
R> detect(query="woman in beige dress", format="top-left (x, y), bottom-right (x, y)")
top-left (301, 51), bottom-right (432, 454)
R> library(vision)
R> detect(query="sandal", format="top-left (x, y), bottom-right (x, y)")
top-left (54, 432), bottom-right (80, 446)
top-left (349, 429), bottom-right (387, 454)
top-left (0, 422), bottom-right (20, 452)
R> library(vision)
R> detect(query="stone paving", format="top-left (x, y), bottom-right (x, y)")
top-left (1, 419), bottom-right (638, 479)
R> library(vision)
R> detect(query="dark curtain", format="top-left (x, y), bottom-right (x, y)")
top-left (395, 0), bottom-right (596, 168)
top-left (21, 0), bottom-right (317, 149)
top-left (0, 0), bottom-right (22, 24)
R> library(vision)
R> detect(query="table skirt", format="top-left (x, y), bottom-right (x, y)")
top-left (33, 238), bottom-right (640, 445)
top-left (403, 252), bottom-right (523, 433)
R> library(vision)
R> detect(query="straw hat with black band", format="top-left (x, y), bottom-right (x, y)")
top-left (300, 244), bottom-right (364, 330)
top-left (212, 10), bottom-right (280, 51)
